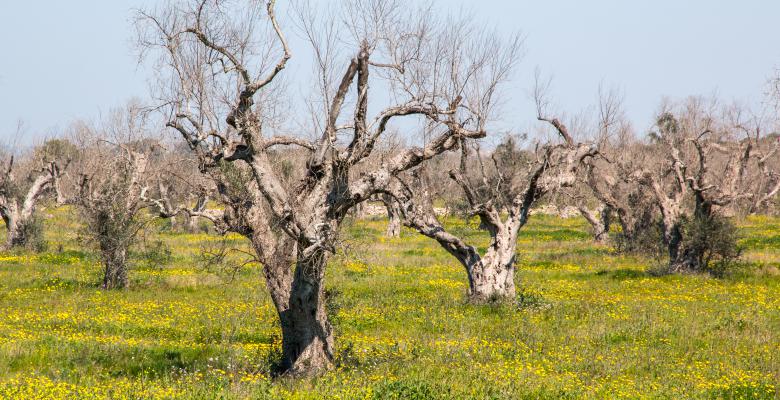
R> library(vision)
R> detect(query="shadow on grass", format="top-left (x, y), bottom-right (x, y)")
top-left (40, 249), bottom-right (90, 264)
top-left (568, 247), bottom-right (615, 257)
top-left (518, 228), bottom-right (591, 241)
top-left (595, 268), bottom-right (647, 280)
top-left (739, 235), bottom-right (780, 250)
top-left (5, 339), bottom-right (233, 379)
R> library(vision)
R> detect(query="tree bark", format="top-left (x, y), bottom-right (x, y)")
top-left (278, 248), bottom-right (333, 375)
top-left (384, 195), bottom-right (401, 238)
top-left (2, 209), bottom-right (23, 249)
top-left (408, 212), bottom-right (518, 302)
top-left (465, 244), bottom-right (516, 302)
top-left (469, 219), bottom-right (520, 302)
top-left (1, 163), bottom-right (61, 249)
top-left (253, 234), bottom-right (333, 376)
top-left (578, 204), bottom-right (611, 244)
top-left (101, 245), bottom-right (128, 289)
top-left (667, 197), bottom-right (714, 273)
top-left (2, 208), bottom-right (45, 249)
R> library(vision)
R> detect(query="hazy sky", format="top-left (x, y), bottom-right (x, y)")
top-left (1, 0), bottom-right (779, 147)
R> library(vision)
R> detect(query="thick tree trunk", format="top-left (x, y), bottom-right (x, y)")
top-left (382, 194), bottom-right (401, 238)
top-left (250, 227), bottom-right (334, 376)
top-left (2, 211), bottom-right (37, 249)
top-left (664, 222), bottom-right (703, 273)
top-left (1, 169), bottom-right (58, 249)
top-left (101, 245), bottom-right (128, 289)
top-left (398, 193), bottom-right (519, 302)
top-left (579, 205), bottom-right (610, 244)
top-left (668, 199), bottom-right (712, 273)
top-left (465, 234), bottom-right (517, 302)
top-left (436, 227), bottom-right (517, 303)
top-left (3, 215), bottom-right (21, 249)
top-left (385, 210), bottom-right (401, 238)
top-left (278, 249), bottom-right (333, 375)
top-left (669, 250), bottom-right (700, 273)
top-left (467, 257), bottom-right (516, 302)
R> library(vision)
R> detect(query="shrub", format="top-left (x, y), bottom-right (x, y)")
top-left (679, 213), bottom-right (742, 277)
top-left (17, 214), bottom-right (47, 252)
top-left (516, 287), bottom-right (551, 311)
top-left (138, 239), bottom-right (172, 269)
top-left (613, 218), bottom-right (664, 258)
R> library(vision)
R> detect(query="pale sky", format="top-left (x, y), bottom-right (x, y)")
top-left (1, 0), bottom-right (779, 147)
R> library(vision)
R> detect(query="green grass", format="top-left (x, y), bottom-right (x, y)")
top-left (0, 208), bottom-right (778, 399)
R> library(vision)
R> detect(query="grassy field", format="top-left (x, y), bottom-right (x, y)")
top-left (0, 207), bottom-right (778, 399)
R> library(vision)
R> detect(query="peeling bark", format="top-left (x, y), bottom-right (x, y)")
top-left (250, 235), bottom-right (332, 375)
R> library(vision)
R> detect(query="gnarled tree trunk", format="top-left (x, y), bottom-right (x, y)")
top-left (578, 204), bottom-right (611, 244)
top-left (381, 194), bottom-right (401, 238)
top-left (464, 230), bottom-right (517, 302)
top-left (429, 232), bottom-right (518, 302)
top-left (664, 222), bottom-right (690, 273)
top-left (396, 181), bottom-right (520, 302)
top-left (253, 234), bottom-right (333, 375)
top-left (1, 159), bottom-right (64, 250)
top-left (101, 244), bottom-right (128, 289)
top-left (1, 207), bottom-right (23, 249)
top-left (280, 248), bottom-right (333, 374)
top-left (3, 208), bottom-right (42, 250)
top-left (666, 197), bottom-right (714, 273)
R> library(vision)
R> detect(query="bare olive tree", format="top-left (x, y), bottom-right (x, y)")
top-left (575, 88), bottom-right (658, 247)
top-left (637, 98), bottom-right (768, 272)
top-left (388, 120), bottom-right (596, 302)
top-left (67, 106), bottom-right (160, 289)
top-left (137, 0), bottom-right (521, 374)
top-left (739, 114), bottom-right (780, 214)
top-left (579, 152), bottom-right (657, 250)
top-left (76, 149), bottom-right (150, 289)
top-left (0, 150), bottom-right (67, 250)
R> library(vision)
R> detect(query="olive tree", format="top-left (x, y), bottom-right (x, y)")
top-left (0, 150), bottom-right (67, 250)
top-left (138, 0), bottom-right (521, 374)
top-left (68, 107), bottom-right (160, 289)
top-left (388, 127), bottom-right (595, 302)
top-left (575, 89), bottom-right (658, 248)
top-left (387, 76), bottom-right (598, 302)
top-left (639, 99), bottom-right (774, 273)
